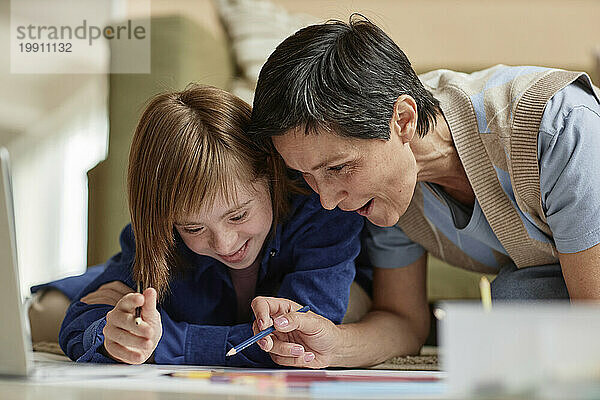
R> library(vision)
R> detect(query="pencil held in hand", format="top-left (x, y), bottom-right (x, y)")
top-left (226, 305), bottom-right (310, 357)
top-left (134, 281), bottom-right (142, 325)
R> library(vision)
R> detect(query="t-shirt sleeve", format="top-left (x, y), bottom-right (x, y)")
top-left (538, 81), bottom-right (600, 254)
top-left (363, 220), bottom-right (425, 268)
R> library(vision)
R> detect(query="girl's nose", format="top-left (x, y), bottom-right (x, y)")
top-left (210, 229), bottom-right (238, 255)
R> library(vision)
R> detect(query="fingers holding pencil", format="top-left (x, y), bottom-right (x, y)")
top-left (110, 292), bottom-right (146, 332)
top-left (248, 297), bottom-right (343, 368)
top-left (251, 296), bottom-right (301, 331)
top-left (103, 287), bottom-right (162, 364)
top-left (228, 305), bottom-right (310, 357)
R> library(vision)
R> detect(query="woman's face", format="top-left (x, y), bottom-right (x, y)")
top-left (175, 180), bottom-right (273, 269)
top-left (272, 128), bottom-right (417, 227)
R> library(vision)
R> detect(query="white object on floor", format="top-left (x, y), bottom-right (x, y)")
top-left (439, 301), bottom-right (600, 397)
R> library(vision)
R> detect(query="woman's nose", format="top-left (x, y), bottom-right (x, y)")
top-left (318, 182), bottom-right (347, 210)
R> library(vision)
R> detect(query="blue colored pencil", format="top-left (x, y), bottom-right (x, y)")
top-left (226, 305), bottom-right (310, 356)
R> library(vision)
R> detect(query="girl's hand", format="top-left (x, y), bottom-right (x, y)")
top-left (251, 296), bottom-right (342, 369)
top-left (80, 281), bottom-right (134, 306)
top-left (102, 288), bottom-right (162, 364)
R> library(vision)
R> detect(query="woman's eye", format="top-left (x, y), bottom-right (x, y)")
top-left (328, 164), bottom-right (346, 172)
top-left (230, 211), bottom-right (248, 222)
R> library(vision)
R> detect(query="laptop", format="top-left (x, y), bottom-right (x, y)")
top-left (0, 147), bottom-right (30, 376)
top-left (0, 147), bottom-right (154, 379)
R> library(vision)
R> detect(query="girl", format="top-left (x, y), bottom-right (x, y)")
top-left (48, 85), bottom-right (363, 366)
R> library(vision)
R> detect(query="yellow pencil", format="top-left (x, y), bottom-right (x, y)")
top-left (167, 371), bottom-right (212, 379)
top-left (479, 276), bottom-right (492, 312)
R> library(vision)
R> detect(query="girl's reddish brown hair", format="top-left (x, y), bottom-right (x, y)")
top-left (127, 84), bottom-right (301, 299)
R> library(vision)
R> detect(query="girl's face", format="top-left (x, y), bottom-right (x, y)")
top-left (175, 180), bottom-right (273, 269)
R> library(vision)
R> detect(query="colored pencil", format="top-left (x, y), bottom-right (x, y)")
top-left (134, 281), bottom-right (142, 325)
top-left (226, 305), bottom-right (310, 356)
top-left (479, 276), bottom-right (492, 312)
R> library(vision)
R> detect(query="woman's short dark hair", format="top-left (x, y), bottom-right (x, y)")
top-left (249, 15), bottom-right (440, 142)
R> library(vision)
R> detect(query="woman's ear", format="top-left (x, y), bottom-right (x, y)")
top-left (389, 95), bottom-right (418, 144)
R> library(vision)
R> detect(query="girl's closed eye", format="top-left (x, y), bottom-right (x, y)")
top-left (230, 211), bottom-right (248, 222)
top-left (184, 226), bottom-right (204, 235)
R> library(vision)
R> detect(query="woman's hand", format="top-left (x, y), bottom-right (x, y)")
top-left (102, 288), bottom-right (162, 364)
top-left (250, 296), bottom-right (342, 368)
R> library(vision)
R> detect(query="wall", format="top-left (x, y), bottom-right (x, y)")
top-left (274, 0), bottom-right (600, 80)
top-left (87, 15), bottom-right (233, 265)
top-left (133, 0), bottom-right (600, 79)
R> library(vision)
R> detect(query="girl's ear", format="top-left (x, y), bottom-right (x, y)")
top-left (389, 95), bottom-right (418, 144)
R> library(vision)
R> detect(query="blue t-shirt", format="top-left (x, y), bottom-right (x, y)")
top-left (366, 79), bottom-right (600, 270)
top-left (54, 192), bottom-right (363, 366)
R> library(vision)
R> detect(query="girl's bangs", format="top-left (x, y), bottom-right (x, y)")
top-left (173, 146), bottom-right (254, 223)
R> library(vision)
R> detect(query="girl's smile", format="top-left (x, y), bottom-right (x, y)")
top-left (175, 180), bottom-right (273, 270)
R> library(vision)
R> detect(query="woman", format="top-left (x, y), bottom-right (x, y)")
top-left (34, 84), bottom-right (364, 366)
top-left (246, 16), bottom-right (600, 368)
